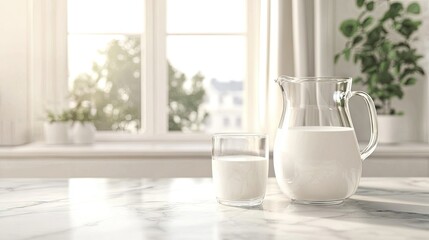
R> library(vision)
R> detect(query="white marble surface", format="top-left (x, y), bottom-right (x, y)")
top-left (0, 178), bottom-right (428, 240)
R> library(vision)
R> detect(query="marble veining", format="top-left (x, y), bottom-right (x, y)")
top-left (0, 178), bottom-right (428, 240)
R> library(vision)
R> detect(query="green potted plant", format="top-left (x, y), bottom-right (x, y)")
top-left (67, 76), bottom-right (98, 144)
top-left (335, 0), bottom-right (425, 143)
top-left (70, 103), bottom-right (96, 145)
top-left (44, 109), bottom-right (72, 145)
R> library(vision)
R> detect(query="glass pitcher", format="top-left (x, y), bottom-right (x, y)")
top-left (273, 76), bottom-right (378, 205)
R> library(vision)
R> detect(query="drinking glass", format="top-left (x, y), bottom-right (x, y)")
top-left (212, 134), bottom-right (268, 207)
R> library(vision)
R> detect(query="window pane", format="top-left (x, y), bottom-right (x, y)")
top-left (167, 0), bottom-right (246, 33)
top-left (68, 35), bottom-right (118, 82)
top-left (68, 34), bottom-right (142, 132)
top-left (68, 0), bottom-right (143, 132)
top-left (167, 36), bottom-right (245, 132)
top-left (68, 0), bottom-right (143, 34)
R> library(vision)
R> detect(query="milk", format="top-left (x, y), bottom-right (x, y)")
top-left (274, 126), bottom-right (362, 202)
top-left (212, 156), bottom-right (268, 202)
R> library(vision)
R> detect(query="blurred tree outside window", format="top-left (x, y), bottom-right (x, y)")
top-left (70, 36), bottom-right (142, 132)
top-left (69, 36), bottom-right (208, 132)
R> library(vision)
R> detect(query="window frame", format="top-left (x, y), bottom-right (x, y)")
top-left (37, 0), bottom-right (260, 142)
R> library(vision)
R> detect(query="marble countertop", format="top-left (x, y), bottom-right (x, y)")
top-left (0, 178), bottom-right (428, 240)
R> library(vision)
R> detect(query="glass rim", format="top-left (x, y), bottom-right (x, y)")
top-left (212, 133), bottom-right (267, 138)
top-left (275, 76), bottom-right (352, 84)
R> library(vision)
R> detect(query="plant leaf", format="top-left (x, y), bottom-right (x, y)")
top-left (362, 16), bottom-right (373, 28)
top-left (390, 2), bottom-right (404, 13)
top-left (340, 19), bottom-right (359, 38)
top-left (334, 53), bottom-right (341, 63)
top-left (354, 54), bottom-right (360, 63)
top-left (382, 2), bottom-right (403, 21)
top-left (380, 61), bottom-right (390, 72)
top-left (344, 48), bottom-right (351, 61)
top-left (404, 77), bottom-right (417, 85)
top-left (365, 27), bottom-right (382, 45)
top-left (378, 72), bottom-right (394, 84)
top-left (394, 42), bottom-right (410, 49)
top-left (397, 18), bottom-right (421, 38)
top-left (400, 68), bottom-right (415, 80)
top-left (387, 84), bottom-right (403, 99)
top-left (369, 74), bottom-right (377, 86)
top-left (365, 66), bottom-right (378, 73)
top-left (407, 2), bottom-right (420, 14)
top-left (352, 36), bottom-right (363, 46)
top-left (416, 66), bottom-right (425, 75)
top-left (361, 55), bottom-right (377, 71)
top-left (357, 0), bottom-right (365, 8)
top-left (366, 1), bottom-right (374, 11)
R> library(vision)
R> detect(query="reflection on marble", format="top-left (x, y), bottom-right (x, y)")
top-left (0, 178), bottom-right (428, 240)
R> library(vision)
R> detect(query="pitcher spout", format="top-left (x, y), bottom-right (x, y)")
top-left (274, 76), bottom-right (292, 86)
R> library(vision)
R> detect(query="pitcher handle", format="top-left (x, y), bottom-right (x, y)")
top-left (349, 91), bottom-right (378, 161)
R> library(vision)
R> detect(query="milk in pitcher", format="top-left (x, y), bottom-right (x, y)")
top-left (274, 126), bottom-right (362, 202)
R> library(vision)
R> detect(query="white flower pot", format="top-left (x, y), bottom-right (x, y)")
top-left (377, 115), bottom-right (404, 144)
top-left (44, 122), bottom-right (70, 145)
top-left (72, 122), bottom-right (96, 144)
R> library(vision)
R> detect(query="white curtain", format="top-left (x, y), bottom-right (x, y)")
top-left (255, 0), bottom-right (319, 147)
top-left (0, 0), bottom-right (32, 145)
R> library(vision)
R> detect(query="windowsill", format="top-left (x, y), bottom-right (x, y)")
top-left (0, 142), bottom-right (211, 158)
top-left (0, 141), bottom-right (428, 159)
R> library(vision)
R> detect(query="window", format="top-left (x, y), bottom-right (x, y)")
top-left (64, 0), bottom-right (255, 140)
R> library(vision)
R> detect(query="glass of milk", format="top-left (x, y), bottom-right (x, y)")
top-left (212, 134), bottom-right (268, 207)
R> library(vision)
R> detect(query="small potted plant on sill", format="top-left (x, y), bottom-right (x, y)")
top-left (70, 104), bottom-right (96, 145)
top-left (70, 105), bottom-right (96, 145)
top-left (44, 109), bottom-right (72, 145)
top-left (68, 77), bottom-right (97, 145)
top-left (335, 0), bottom-right (425, 143)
